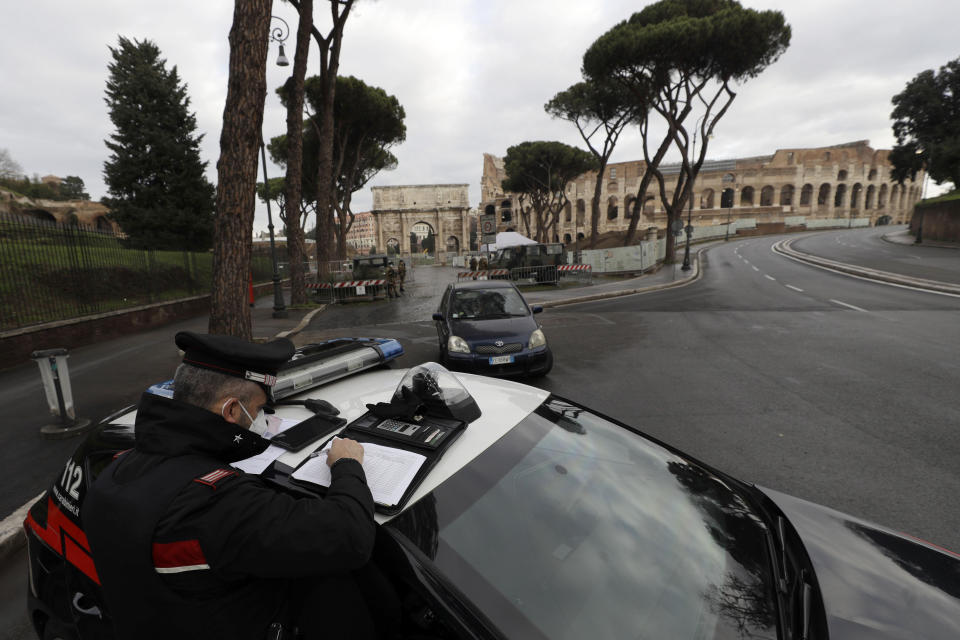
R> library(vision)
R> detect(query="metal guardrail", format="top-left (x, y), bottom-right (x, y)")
top-left (509, 265), bottom-right (560, 286)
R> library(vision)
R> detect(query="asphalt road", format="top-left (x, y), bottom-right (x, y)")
top-left (792, 225), bottom-right (960, 284)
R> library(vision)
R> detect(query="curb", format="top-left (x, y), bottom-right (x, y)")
top-left (276, 306), bottom-right (325, 339)
top-left (0, 493), bottom-right (41, 565)
top-left (774, 239), bottom-right (960, 296)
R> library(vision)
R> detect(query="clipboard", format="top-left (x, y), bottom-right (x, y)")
top-left (288, 411), bottom-right (466, 515)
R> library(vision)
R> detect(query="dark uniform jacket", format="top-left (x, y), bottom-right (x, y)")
top-left (83, 392), bottom-right (375, 639)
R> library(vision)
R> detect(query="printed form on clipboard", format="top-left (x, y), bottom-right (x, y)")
top-left (292, 441), bottom-right (426, 508)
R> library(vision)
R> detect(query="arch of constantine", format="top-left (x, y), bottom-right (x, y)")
top-left (371, 184), bottom-right (473, 257)
top-left (480, 140), bottom-right (924, 244)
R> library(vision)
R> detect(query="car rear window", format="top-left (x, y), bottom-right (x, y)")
top-left (387, 397), bottom-right (777, 640)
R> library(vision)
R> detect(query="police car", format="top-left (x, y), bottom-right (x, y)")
top-left (24, 339), bottom-right (960, 639)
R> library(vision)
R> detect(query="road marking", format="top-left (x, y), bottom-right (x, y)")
top-left (743, 259), bottom-right (750, 265)
top-left (830, 299), bottom-right (868, 312)
top-left (786, 285), bottom-right (804, 292)
top-left (765, 275), bottom-right (776, 281)
top-left (752, 266), bottom-right (759, 271)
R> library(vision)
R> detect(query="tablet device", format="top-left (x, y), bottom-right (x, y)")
top-left (270, 414), bottom-right (345, 451)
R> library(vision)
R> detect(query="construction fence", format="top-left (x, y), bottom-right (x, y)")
top-left (0, 211), bottom-right (273, 331)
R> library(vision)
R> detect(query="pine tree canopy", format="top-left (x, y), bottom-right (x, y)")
top-left (103, 36), bottom-right (215, 250)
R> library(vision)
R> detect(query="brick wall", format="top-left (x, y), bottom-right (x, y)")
top-left (911, 199), bottom-right (960, 242)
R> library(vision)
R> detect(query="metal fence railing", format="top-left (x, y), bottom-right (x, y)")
top-left (509, 265), bottom-right (560, 286)
top-left (0, 211), bottom-right (272, 331)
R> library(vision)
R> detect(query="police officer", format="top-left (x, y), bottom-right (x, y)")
top-left (469, 256), bottom-right (477, 271)
top-left (385, 261), bottom-right (399, 298)
top-left (397, 259), bottom-right (406, 293)
top-left (83, 332), bottom-right (396, 640)
top-left (477, 255), bottom-right (488, 272)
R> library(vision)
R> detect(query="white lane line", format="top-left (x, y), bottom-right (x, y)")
top-left (752, 266), bottom-right (759, 272)
top-left (830, 299), bottom-right (868, 312)
top-left (743, 259), bottom-right (750, 265)
top-left (786, 285), bottom-right (804, 292)
top-left (764, 275), bottom-right (776, 281)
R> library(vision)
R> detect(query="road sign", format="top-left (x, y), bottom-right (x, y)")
top-left (480, 215), bottom-right (496, 235)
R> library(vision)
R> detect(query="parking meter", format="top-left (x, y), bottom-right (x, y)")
top-left (31, 348), bottom-right (92, 439)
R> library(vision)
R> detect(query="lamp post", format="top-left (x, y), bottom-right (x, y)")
top-left (682, 124), bottom-right (711, 271)
top-left (260, 15), bottom-right (290, 319)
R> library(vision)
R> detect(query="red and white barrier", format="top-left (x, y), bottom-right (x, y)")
top-left (307, 279), bottom-right (386, 289)
top-left (456, 269), bottom-right (509, 278)
top-left (558, 265), bottom-right (591, 272)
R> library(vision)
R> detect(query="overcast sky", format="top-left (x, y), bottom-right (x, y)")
top-left (3, 0), bottom-right (957, 234)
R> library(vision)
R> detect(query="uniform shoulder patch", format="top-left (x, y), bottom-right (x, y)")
top-left (193, 468), bottom-right (238, 489)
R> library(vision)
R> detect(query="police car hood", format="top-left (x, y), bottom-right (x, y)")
top-left (761, 487), bottom-right (960, 639)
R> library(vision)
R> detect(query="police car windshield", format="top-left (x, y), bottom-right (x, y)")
top-left (450, 288), bottom-right (528, 319)
top-left (387, 397), bottom-right (777, 640)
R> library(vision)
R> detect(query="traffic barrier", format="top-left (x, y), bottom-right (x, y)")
top-left (558, 264), bottom-right (593, 284)
top-left (308, 279), bottom-right (387, 303)
top-left (457, 269), bottom-right (510, 281)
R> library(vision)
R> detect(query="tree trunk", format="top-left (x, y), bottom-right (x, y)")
top-left (589, 169), bottom-right (604, 248)
top-left (209, 0), bottom-right (270, 339)
top-left (284, 0), bottom-right (313, 304)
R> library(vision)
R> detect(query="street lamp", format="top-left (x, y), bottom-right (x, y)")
top-left (682, 124), bottom-right (711, 271)
top-left (260, 15), bottom-right (290, 319)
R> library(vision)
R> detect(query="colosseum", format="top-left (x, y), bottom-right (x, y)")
top-left (480, 140), bottom-right (924, 244)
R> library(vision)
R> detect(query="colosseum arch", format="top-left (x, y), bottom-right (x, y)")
top-left (780, 185), bottom-right (794, 206)
top-left (607, 196), bottom-right (619, 220)
top-left (818, 183), bottom-right (831, 208)
top-left (500, 199), bottom-right (513, 223)
top-left (838, 169), bottom-right (848, 181)
top-left (563, 233), bottom-right (572, 244)
top-left (563, 201), bottom-right (572, 223)
top-left (700, 188), bottom-right (715, 209)
top-left (484, 204), bottom-right (495, 216)
top-left (868, 168), bottom-right (877, 181)
top-left (760, 186), bottom-right (775, 206)
top-left (800, 184), bottom-right (813, 206)
top-left (576, 199), bottom-right (586, 225)
top-left (741, 186), bottom-right (755, 206)
top-left (834, 184), bottom-right (847, 208)
top-left (865, 185), bottom-right (875, 209)
top-left (878, 184), bottom-right (888, 208)
top-left (625, 195), bottom-right (637, 218)
top-left (850, 184), bottom-right (862, 209)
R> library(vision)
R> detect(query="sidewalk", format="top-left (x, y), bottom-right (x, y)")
top-left (882, 228), bottom-right (960, 249)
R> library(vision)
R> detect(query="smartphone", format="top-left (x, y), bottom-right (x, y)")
top-left (270, 414), bottom-right (346, 451)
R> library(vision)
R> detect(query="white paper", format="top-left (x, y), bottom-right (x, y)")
top-left (231, 417), bottom-right (304, 475)
top-left (232, 444), bottom-right (287, 475)
top-left (292, 441), bottom-right (427, 507)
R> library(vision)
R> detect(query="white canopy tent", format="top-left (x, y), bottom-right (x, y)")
top-left (480, 231), bottom-right (537, 253)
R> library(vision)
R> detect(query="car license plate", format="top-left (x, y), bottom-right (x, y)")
top-left (489, 355), bottom-right (514, 365)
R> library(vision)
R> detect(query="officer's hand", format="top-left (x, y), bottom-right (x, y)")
top-left (327, 437), bottom-right (364, 467)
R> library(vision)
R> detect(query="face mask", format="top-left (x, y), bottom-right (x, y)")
top-left (223, 399), bottom-right (270, 436)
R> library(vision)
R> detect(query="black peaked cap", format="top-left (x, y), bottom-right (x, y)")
top-left (175, 331), bottom-right (295, 387)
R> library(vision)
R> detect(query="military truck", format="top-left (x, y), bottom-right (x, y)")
top-left (489, 242), bottom-right (565, 271)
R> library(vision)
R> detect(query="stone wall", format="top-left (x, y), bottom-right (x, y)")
top-left (910, 198), bottom-right (960, 243)
top-left (0, 283), bottom-right (276, 370)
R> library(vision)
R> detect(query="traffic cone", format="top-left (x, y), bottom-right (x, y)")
top-left (249, 273), bottom-right (255, 307)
